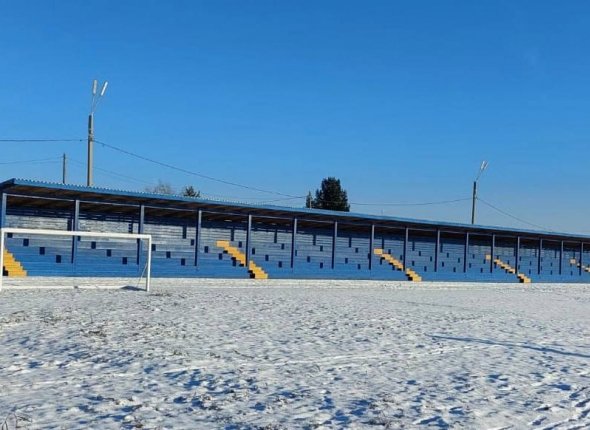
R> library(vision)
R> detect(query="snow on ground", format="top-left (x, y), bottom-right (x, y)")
top-left (1, 279), bottom-right (590, 429)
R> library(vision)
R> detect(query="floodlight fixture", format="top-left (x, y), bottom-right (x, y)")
top-left (100, 81), bottom-right (108, 97)
top-left (471, 160), bottom-right (489, 224)
top-left (87, 79), bottom-right (109, 187)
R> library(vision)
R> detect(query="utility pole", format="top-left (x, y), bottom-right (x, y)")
top-left (87, 113), bottom-right (93, 186)
top-left (471, 161), bottom-right (488, 224)
top-left (471, 181), bottom-right (476, 224)
top-left (87, 79), bottom-right (108, 187)
top-left (62, 153), bottom-right (67, 184)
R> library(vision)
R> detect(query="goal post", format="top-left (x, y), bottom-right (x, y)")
top-left (0, 228), bottom-right (152, 292)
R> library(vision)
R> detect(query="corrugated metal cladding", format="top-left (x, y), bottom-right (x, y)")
top-left (1, 178), bottom-right (589, 283)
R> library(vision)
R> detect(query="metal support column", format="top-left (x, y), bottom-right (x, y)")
top-left (194, 210), bottom-right (202, 268)
top-left (514, 236), bottom-right (520, 275)
top-left (560, 241), bottom-right (564, 276)
top-left (87, 113), bottom-right (94, 186)
top-left (0, 193), bottom-right (6, 229)
top-left (471, 181), bottom-right (477, 224)
top-left (331, 222), bottom-right (338, 269)
top-left (580, 242), bottom-right (584, 277)
top-left (71, 200), bottom-right (80, 264)
top-left (403, 227), bottom-right (409, 268)
top-left (137, 205), bottom-right (145, 265)
top-left (434, 229), bottom-right (440, 272)
top-left (62, 153), bottom-right (67, 184)
top-left (369, 224), bottom-right (375, 270)
top-left (290, 218), bottom-right (297, 269)
top-left (538, 239), bottom-right (543, 275)
top-left (490, 234), bottom-right (495, 273)
top-left (464, 232), bottom-right (469, 273)
top-left (245, 214), bottom-right (252, 266)
top-left (1, 194), bottom-right (5, 280)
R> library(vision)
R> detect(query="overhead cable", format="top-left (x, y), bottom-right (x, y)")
top-left (477, 197), bottom-right (554, 232)
top-left (94, 139), bottom-right (304, 199)
top-left (0, 157), bottom-right (61, 165)
top-left (0, 139), bottom-right (84, 143)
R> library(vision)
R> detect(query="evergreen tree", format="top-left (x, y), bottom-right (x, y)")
top-left (311, 177), bottom-right (350, 212)
top-left (182, 185), bottom-right (201, 198)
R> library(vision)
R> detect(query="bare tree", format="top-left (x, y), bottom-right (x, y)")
top-left (145, 180), bottom-right (174, 195)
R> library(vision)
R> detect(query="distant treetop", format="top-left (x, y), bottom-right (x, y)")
top-left (307, 177), bottom-right (350, 212)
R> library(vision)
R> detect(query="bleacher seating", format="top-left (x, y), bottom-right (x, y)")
top-left (2, 204), bottom-right (589, 284)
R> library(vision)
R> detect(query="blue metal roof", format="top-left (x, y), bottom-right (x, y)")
top-left (2, 177), bottom-right (589, 241)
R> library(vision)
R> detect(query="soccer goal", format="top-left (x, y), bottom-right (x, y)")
top-left (0, 228), bottom-right (152, 292)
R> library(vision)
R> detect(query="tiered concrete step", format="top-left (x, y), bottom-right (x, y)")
top-left (571, 258), bottom-right (590, 273)
top-left (374, 248), bottom-right (421, 282)
top-left (217, 240), bottom-right (268, 279)
top-left (2, 248), bottom-right (27, 277)
top-left (494, 258), bottom-right (531, 283)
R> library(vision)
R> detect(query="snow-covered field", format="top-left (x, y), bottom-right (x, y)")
top-left (1, 279), bottom-right (589, 429)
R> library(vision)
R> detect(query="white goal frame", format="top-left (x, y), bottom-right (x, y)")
top-left (0, 228), bottom-right (152, 292)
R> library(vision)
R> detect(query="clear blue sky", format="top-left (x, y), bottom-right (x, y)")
top-left (1, 1), bottom-right (589, 233)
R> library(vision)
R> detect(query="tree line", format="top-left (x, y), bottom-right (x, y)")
top-left (146, 176), bottom-right (350, 212)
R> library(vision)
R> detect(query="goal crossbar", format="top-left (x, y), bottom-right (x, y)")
top-left (0, 228), bottom-right (152, 292)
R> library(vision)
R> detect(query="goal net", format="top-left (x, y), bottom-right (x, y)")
top-left (0, 228), bottom-right (152, 292)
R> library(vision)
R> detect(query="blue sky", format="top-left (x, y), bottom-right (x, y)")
top-left (1, 1), bottom-right (589, 233)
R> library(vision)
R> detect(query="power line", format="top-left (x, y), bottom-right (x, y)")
top-left (94, 139), bottom-right (305, 199)
top-left (0, 137), bottom-right (486, 210)
top-left (477, 197), bottom-right (554, 232)
top-left (69, 158), bottom-right (157, 187)
top-left (0, 139), bottom-right (84, 143)
top-left (0, 157), bottom-right (61, 165)
top-left (351, 197), bottom-right (472, 207)
top-left (89, 140), bottom-right (473, 208)
top-left (201, 193), bottom-right (301, 203)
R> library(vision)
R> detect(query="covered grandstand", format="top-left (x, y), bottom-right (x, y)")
top-left (1, 178), bottom-right (589, 283)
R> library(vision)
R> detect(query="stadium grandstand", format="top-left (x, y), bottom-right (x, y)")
top-left (1, 177), bottom-right (590, 283)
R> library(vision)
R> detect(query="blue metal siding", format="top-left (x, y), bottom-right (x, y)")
top-left (2, 179), bottom-right (590, 283)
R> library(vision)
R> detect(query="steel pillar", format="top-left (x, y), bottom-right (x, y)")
top-left (403, 227), bottom-right (409, 268)
top-left (434, 229), bottom-right (440, 272)
top-left (490, 234), bottom-right (495, 273)
top-left (245, 214), bottom-right (252, 266)
top-left (137, 205), bottom-right (145, 265)
top-left (560, 241), bottom-right (564, 276)
top-left (580, 242), bottom-right (584, 276)
top-left (464, 232), bottom-right (469, 273)
top-left (514, 236), bottom-right (520, 275)
top-left (369, 224), bottom-right (375, 270)
top-left (331, 222), bottom-right (338, 269)
top-left (538, 239), bottom-right (543, 275)
top-left (291, 218), bottom-right (297, 269)
top-left (0, 193), bottom-right (6, 229)
top-left (194, 210), bottom-right (202, 268)
top-left (71, 199), bottom-right (80, 264)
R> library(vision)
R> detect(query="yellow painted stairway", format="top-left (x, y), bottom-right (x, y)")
top-left (2, 248), bottom-right (27, 277)
top-left (374, 248), bottom-right (421, 282)
top-left (494, 258), bottom-right (531, 283)
top-left (571, 259), bottom-right (590, 273)
top-left (216, 240), bottom-right (268, 279)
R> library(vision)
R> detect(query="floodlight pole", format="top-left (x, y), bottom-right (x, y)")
top-left (62, 153), bottom-right (67, 184)
top-left (87, 113), bottom-right (94, 186)
top-left (471, 161), bottom-right (488, 225)
top-left (471, 180), bottom-right (477, 224)
top-left (87, 80), bottom-right (108, 187)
